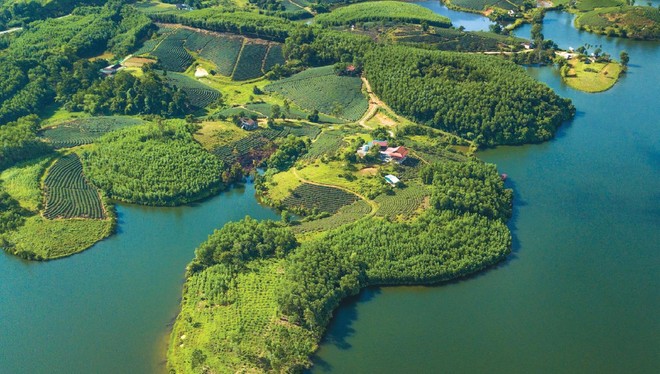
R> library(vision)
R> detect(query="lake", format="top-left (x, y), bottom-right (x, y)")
top-left (0, 8), bottom-right (658, 374)
top-left (413, 1), bottom-right (494, 31)
top-left (311, 10), bottom-right (660, 374)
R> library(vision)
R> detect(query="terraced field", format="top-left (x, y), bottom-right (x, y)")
top-left (302, 130), bottom-right (347, 160)
top-left (198, 35), bottom-right (244, 76)
top-left (265, 66), bottom-right (368, 121)
top-left (43, 154), bottom-right (105, 220)
top-left (150, 30), bottom-right (193, 72)
top-left (40, 117), bottom-right (144, 148)
top-left (282, 183), bottom-right (359, 215)
top-left (232, 42), bottom-right (269, 81)
top-left (165, 73), bottom-right (220, 108)
top-left (293, 200), bottom-right (372, 233)
top-left (374, 182), bottom-right (430, 219)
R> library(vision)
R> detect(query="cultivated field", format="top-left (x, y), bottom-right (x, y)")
top-left (165, 73), bottom-right (220, 108)
top-left (282, 183), bottom-right (359, 215)
top-left (40, 116), bottom-right (144, 148)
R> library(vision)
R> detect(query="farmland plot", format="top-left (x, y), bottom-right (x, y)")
top-left (40, 116), bottom-right (144, 148)
top-left (263, 44), bottom-right (285, 72)
top-left (165, 73), bottom-right (220, 108)
top-left (43, 154), bottom-right (105, 220)
top-left (232, 42), bottom-right (269, 81)
top-left (198, 35), bottom-right (244, 76)
top-left (374, 182), bottom-right (429, 218)
top-left (282, 183), bottom-right (359, 215)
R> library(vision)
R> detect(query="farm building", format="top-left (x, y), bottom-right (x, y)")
top-left (384, 174), bottom-right (401, 187)
top-left (240, 117), bottom-right (258, 130)
top-left (99, 64), bottom-right (122, 76)
top-left (176, 4), bottom-right (193, 11)
top-left (356, 140), bottom-right (409, 164)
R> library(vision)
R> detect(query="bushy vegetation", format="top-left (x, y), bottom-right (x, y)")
top-left (265, 66), bottom-right (368, 121)
top-left (43, 154), bottom-right (105, 220)
top-left (66, 69), bottom-right (189, 117)
top-left (575, 6), bottom-right (660, 40)
top-left (315, 1), bottom-right (452, 28)
top-left (575, 0), bottom-right (624, 12)
top-left (81, 122), bottom-right (225, 206)
top-left (365, 46), bottom-right (575, 147)
top-left (0, 115), bottom-right (52, 171)
top-left (282, 183), bottom-right (359, 215)
top-left (39, 117), bottom-right (144, 148)
top-left (0, 156), bottom-right (52, 212)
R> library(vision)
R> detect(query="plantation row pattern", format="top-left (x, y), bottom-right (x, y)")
top-left (374, 183), bottom-right (429, 218)
top-left (39, 117), bottom-right (144, 148)
top-left (282, 183), bottom-right (359, 215)
top-left (43, 154), bottom-right (105, 220)
top-left (141, 26), bottom-right (285, 80)
top-left (293, 200), bottom-right (372, 234)
top-left (165, 73), bottom-right (220, 108)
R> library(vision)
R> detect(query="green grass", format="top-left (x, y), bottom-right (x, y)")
top-left (39, 116), bottom-right (144, 148)
top-left (0, 156), bottom-right (52, 212)
top-left (316, 1), bottom-right (451, 28)
top-left (265, 66), bottom-right (368, 122)
top-left (562, 57), bottom-right (623, 93)
top-left (296, 160), bottom-right (388, 199)
top-left (3, 215), bottom-right (113, 260)
top-left (44, 154), bottom-right (105, 220)
top-left (575, 0), bottom-right (624, 12)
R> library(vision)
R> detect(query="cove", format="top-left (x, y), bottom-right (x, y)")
top-left (311, 9), bottom-right (659, 374)
top-left (0, 181), bottom-right (278, 373)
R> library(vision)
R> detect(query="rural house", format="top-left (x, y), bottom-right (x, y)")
top-left (384, 174), bottom-right (401, 187)
top-left (99, 63), bottom-right (122, 76)
top-left (176, 4), bottom-right (193, 11)
top-left (356, 140), bottom-right (409, 164)
top-left (240, 117), bottom-right (258, 131)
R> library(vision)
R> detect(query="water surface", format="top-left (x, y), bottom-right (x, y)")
top-left (413, 1), bottom-right (495, 31)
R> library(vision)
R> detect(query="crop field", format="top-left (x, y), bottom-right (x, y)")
top-left (575, 0), bottom-right (624, 12)
top-left (293, 200), bottom-right (372, 234)
top-left (232, 42), bottom-right (269, 81)
top-left (302, 130), bottom-right (346, 160)
top-left (315, 2), bottom-right (451, 28)
top-left (263, 44), bottom-right (285, 71)
top-left (211, 127), bottom-right (294, 165)
top-left (43, 154), bottom-right (105, 220)
top-left (198, 35), bottom-right (244, 76)
top-left (165, 73), bottom-right (220, 108)
top-left (40, 117), bottom-right (144, 148)
top-left (374, 182), bottom-right (430, 219)
top-left (265, 66), bottom-right (368, 121)
top-left (151, 33), bottom-right (193, 72)
top-left (282, 183), bottom-right (359, 215)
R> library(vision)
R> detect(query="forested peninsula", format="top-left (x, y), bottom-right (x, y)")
top-left (0, 0), bottom-right (583, 371)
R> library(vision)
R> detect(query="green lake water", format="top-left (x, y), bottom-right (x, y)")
top-left (0, 9), bottom-right (658, 374)
top-left (311, 10), bottom-right (659, 374)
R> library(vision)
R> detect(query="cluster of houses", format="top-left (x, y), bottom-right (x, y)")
top-left (356, 140), bottom-right (409, 164)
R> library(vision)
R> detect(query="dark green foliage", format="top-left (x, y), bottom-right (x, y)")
top-left (192, 217), bottom-right (298, 271)
top-left (232, 43), bottom-right (269, 81)
top-left (365, 46), bottom-right (575, 147)
top-left (263, 44), bottom-right (285, 73)
top-left (277, 240), bottom-right (364, 332)
top-left (198, 34), bottom-right (244, 76)
top-left (39, 116), bottom-right (144, 149)
top-left (164, 73), bottom-right (220, 108)
top-left (67, 70), bottom-right (188, 116)
top-left (44, 154), bottom-right (105, 220)
top-left (0, 188), bottom-right (28, 235)
top-left (0, 115), bottom-right (52, 171)
top-left (151, 32), bottom-right (193, 72)
top-left (81, 122), bottom-right (224, 206)
top-left (282, 184), bottom-right (359, 215)
top-left (421, 161), bottom-right (512, 220)
top-left (266, 135), bottom-right (309, 171)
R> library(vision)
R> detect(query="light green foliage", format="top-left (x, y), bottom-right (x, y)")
top-left (81, 122), bottom-right (224, 206)
top-left (0, 156), bottom-right (52, 212)
top-left (3, 215), bottom-right (113, 260)
top-left (315, 1), bottom-right (452, 28)
top-left (265, 66), bottom-right (368, 121)
top-left (293, 200), bottom-right (372, 234)
top-left (44, 154), bottom-right (105, 220)
top-left (302, 130), bottom-right (347, 160)
top-left (39, 117), bottom-right (144, 149)
top-left (575, 0), bottom-right (624, 11)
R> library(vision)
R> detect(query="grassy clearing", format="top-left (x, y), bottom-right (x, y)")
top-left (4, 215), bottom-right (113, 260)
top-left (0, 156), bottom-right (52, 212)
top-left (562, 57), bottom-right (622, 93)
top-left (265, 66), bottom-right (368, 122)
top-left (296, 161), bottom-right (387, 199)
top-left (263, 169), bottom-right (302, 204)
top-left (193, 120), bottom-right (248, 151)
top-left (574, 0), bottom-right (624, 12)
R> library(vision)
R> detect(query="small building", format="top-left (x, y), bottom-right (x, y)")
top-left (384, 174), bottom-right (401, 187)
top-left (357, 140), bottom-right (388, 157)
top-left (240, 117), bottom-right (258, 130)
top-left (176, 4), bottom-right (193, 11)
top-left (521, 42), bottom-right (532, 50)
top-left (381, 146), bottom-right (409, 164)
top-left (100, 63), bottom-right (122, 76)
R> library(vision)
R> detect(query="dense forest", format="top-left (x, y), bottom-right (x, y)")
top-left (81, 122), bottom-right (226, 206)
top-left (364, 46), bottom-right (575, 146)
